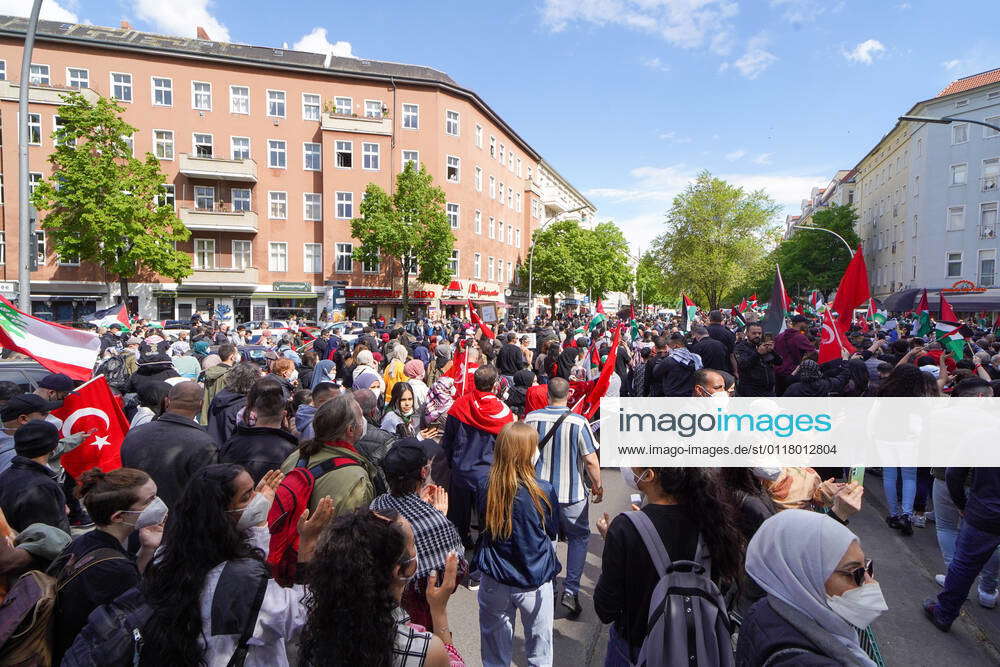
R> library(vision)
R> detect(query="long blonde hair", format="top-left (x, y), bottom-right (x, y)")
top-left (484, 422), bottom-right (552, 540)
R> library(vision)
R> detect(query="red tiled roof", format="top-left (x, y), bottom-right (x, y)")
top-left (938, 68), bottom-right (1000, 97)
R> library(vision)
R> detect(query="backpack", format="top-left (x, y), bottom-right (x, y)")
top-left (96, 353), bottom-right (131, 393)
top-left (624, 511), bottom-right (735, 667)
top-left (266, 455), bottom-right (362, 586)
top-left (0, 547), bottom-right (125, 666)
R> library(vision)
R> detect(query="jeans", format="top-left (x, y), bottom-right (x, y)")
top-left (932, 479), bottom-right (999, 591)
top-left (604, 624), bottom-right (632, 667)
top-left (478, 575), bottom-right (553, 667)
top-left (557, 498), bottom-right (590, 595)
top-left (883, 467), bottom-right (916, 517)
top-left (934, 522), bottom-right (1000, 624)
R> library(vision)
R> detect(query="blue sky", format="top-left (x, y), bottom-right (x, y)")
top-left (7, 0), bottom-right (1000, 255)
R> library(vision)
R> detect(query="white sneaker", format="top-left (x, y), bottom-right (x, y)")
top-left (978, 587), bottom-right (998, 609)
top-left (935, 574), bottom-right (946, 587)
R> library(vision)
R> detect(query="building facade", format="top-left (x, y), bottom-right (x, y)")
top-left (0, 16), bottom-right (595, 323)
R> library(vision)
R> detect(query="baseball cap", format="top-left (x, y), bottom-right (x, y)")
top-left (1, 393), bottom-right (62, 422)
top-left (14, 419), bottom-right (60, 458)
top-left (381, 438), bottom-right (441, 479)
top-left (38, 373), bottom-right (74, 392)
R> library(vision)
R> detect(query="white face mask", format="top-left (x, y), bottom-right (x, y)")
top-left (620, 466), bottom-right (651, 491)
top-left (229, 493), bottom-right (271, 531)
top-left (288, 370), bottom-right (299, 383)
top-left (752, 467), bottom-right (783, 482)
top-left (826, 582), bottom-right (888, 629)
top-left (119, 496), bottom-right (169, 530)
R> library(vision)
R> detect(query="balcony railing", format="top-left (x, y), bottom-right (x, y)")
top-left (321, 112), bottom-right (392, 136)
top-left (179, 207), bottom-right (258, 233)
top-left (0, 79), bottom-right (100, 105)
top-left (185, 267), bottom-right (260, 285)
top-left (179, 154), bottom-right (258, 182)
top-left (983, 176), bottom-right (1000, 192)
top-left (979, 223), bottom-right (997, 240)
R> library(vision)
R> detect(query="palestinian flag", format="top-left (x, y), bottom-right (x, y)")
top-left (89, 303), bottom-right (130, 329)
top-left (749, 294), bottom-right (758, 309)
top-left (939, 292), bottom-right (958, 322)
top-left (761, 266), bottom-right (788, 336)
top-left (914, 289), bottom-right (932, 336)
top-left (681, 294), bottom-right (697, 331)
top-left (809, 290), bottom-right (825, 312)
top-left (733, 310), bottom-right (747, 328)
top-left (0, 296), bottom-right (101, 379)
top-left (588, 312), bottom-right (606, 333)
top-left (629, 303), bottom-right (639, 341)
top-left (738, 297), bottom-right (748, 313)
top-left (935, 320), bottom-right (966, 360)
top-left (869, 299), bottom-right (886, 326)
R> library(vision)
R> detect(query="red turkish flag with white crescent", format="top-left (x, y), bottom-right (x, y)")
top-left (819, 308), bottom-right (855, 364)
top-left (50, 375), bottom-right (130, 478)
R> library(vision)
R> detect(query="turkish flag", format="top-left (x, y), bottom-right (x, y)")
top-left (940, 292), bottom-right (958, 322)
top-left (50, 375), bottom-right (130, 479)
top-left (819, 309), bottom-right (854, 364)
top-left (573, 325), bottom-right (622, 419)
top-left (831, 247), bottom-right (870, 333)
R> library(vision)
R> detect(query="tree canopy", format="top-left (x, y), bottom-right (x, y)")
top-left (574, 221), bottom-right (633, 300)
top-left (635, 252), bottom-right (676, 306)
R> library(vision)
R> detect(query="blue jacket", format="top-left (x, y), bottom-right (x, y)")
top-left (473, 477), bottom-right (560, 589)
top-left (947, 467), bottom-right (1000, 535)
top-left (735, 597), bottom-right (840, 666)
top-left (442, 415), bottom-right (497, 492)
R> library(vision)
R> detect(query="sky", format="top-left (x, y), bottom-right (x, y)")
top-left (4, 0), bottom-right (1000, 257)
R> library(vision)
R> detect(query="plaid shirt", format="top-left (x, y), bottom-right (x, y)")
top-left (392, 607), bottom-right (431, 666)
top-left (371, 492), bottom-right (464, 579)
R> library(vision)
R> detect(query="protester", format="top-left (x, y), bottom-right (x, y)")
top-left (384, 344), bottom-right (410, 398)
top-left (774, 315), bottom-right (816, 395)
top-left (0, 393), bottom-right (62, 473)
top-left (783, 359), bottom-right (852, 397)
top-left (220, 378), bottom-right (299, 482)
top-left (382, 381), bottom-right (419, 437)
top-left (295, 381), bottom-right (339, 440)
top-left (690, 324), bottom-right (729, 373)
top-left (129, 380), bottom-right (171, 430)
top-left (35, 372), bottom-right (74, 402)
top-left (404, 358), bottom-right (431, 411)
top-left (735, 323), bottom-right (781, 397)
top-left (652, 332), bottom-right (702, 397)
top-left (207, 362), bottom-right (261, 446)
top-left (0, 420), bottom-right (71, 533)
top-left (126, 352), bottom-right (179, 395)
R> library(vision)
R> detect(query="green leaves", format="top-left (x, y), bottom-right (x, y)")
top-left (771, 205), bottom-right (860, 296)
top-left (31, 92), bottom-right (191, 286)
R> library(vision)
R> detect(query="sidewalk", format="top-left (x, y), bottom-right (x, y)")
top-left (855, 472), bottom-right (1000, 665)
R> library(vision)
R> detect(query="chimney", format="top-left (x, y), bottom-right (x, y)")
top-left (120, 21), bottom-right (133, 30)
top-left (196, 26), bottom-right (211, 40)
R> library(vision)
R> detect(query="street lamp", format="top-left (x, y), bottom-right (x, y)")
top-left (899, 115), bottom-right (1000, 135)
top-left (18, 0), bottom-right (43, 311)
top-left (527, 205), bottom-right (588, 320)
top-left (790, 224), bottom-right (855, 257)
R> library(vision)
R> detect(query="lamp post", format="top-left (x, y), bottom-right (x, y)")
top-left (790, 224), bottom-right (854, 257)
top-left (527, 205), bottom-right (588, 320)
top-left (18, 0), bottom-right (43, 311)
top-left (898, 115), bottom-right (1000, 135)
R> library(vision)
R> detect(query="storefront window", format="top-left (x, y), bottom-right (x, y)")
top-left (233, 298), bottom-right (251, 324)
top-left (31, 299), bottom-right (98, 322)
top-left (157, 297), bottom-right (175, 321)
top-left (268, 298), bottom-right (316, 321)
top-left (195, 298), bottom-right (216, 320)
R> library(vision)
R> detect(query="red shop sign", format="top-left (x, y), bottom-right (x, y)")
top-left (412, 290), bottom-right (436, 299)
top-left (346, 288), bottom-right (400, 299)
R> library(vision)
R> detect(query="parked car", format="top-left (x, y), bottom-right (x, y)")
top-left (0, 359), bottom-right (65, 392)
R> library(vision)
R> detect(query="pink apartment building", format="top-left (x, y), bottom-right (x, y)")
top-left (0, 16), bottom-right (595, 323)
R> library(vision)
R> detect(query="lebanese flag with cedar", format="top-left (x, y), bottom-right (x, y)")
top-left (819, 308), bottom-right (854, 364)
top-left (0, 296), bottom-right (100, 380)
top-left (50, 375), bottom-right (130, 478)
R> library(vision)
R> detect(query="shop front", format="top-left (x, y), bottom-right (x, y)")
top-left (439, 280), bottom-right (467, 319)
top-left (254, 282), bottom-right (319, 322)
top-left (29, 282), bottom-right (109, 322)
top-left (469, 283), bottom-right (506, 322)
top-left (505, 288), bottom-right (529, 319)
top-left (345, 286), bottom-right (435, 321)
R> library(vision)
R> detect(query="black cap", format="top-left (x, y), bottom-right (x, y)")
top-left (1, 394), bottom-right (62, 422)
top-left (14, 419), bottom-right (60, 458)
top-left (38, 373), bottom-right (74, 391)
top-left (381, 438), bottom-right (441, 479)
top-left (790, 314), bottom-right (809, 324)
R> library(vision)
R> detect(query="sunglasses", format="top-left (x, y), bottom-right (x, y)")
top-left (837, 559), bottom-right (874, 587)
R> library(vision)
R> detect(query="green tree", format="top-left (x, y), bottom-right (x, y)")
top-left (31, 92), bottom-right (191, 306)
top-left (652, 171), bottom-right (780, 310)
top-left (635, 252), bottom-right (676, 306)
top-left (351, 162), bottom-right (455, 315)
top-left (517, 219), bottom-right (582, 312)
top-left (575, 221), bottom-right (633, 301)
top-left (770, 204), bottom-right (860, 297)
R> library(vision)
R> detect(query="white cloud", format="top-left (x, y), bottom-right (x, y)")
top-left (897, 2), bottom-right (911, 9)
top-left (725, 149), bottom-right (747, 162)
top-left (726, 33), bottom-right (778, 79)
top-left (130, 0), bottom-right (231, 42)
top-left (942, 59), bottom-right (962, 71)
top-left (641, 56), bottom-right (670, 72)
top-left (0, 0), bottom-right (78, 22)
top-left (658, 131), bottom-right (692, 143)
top-left (843, 39), bottom-right (886, 65)
top-left (541, 0), bottom-right (740, 55)
top-left (754, 153), bottom-right (774, 165)
top-left (770, 0), bottom-right (823, 24)
top-left (292, 27), bottom-right (355, 58)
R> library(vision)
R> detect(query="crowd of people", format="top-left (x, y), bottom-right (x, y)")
top-left (0, 303), bottom-right (996, 665)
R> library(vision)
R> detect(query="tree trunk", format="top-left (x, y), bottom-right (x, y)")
top-left (550, 293), bottom-right (556, 317)
top-left (119, 276), bottom-right (130, 318)
top-left (401, 256), bottom-right (410, 321)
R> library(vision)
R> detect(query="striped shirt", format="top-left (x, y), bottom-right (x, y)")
top-left (524, 405), bottom-right (597, 503)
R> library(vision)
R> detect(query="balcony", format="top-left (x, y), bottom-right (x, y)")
top-left (321, 112), bottom-right (392, 136)
top-left (185, 267), bottom-right (260, 285)
top-left (979, 223), bottom-right (997, 240)
top-left (179, 206), bottom-right (258, 234)
top-left (0, 79), bottom-right (99, 105)
top-left (983, 176), bottom-right (999, 193)
top-left (179, 154), bottom-right (258, 182)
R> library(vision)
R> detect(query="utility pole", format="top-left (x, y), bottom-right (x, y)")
top-left (18, 0), bottom-right (43, 311)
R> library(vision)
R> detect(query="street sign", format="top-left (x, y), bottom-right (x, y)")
top-left (272, 281), bottom-right (312, 292)
top-left (0, 282), bottom-right (17, 293)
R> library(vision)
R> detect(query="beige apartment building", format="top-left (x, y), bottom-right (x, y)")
top-left (0, 16), bottom-right (594, 323)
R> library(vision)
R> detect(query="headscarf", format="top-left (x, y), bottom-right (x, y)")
top-left (404, 359), bottom-right (425, 380)
top-left (746, 509), bottom-right (875, 666)
top-left (354, 368), bottom-right (381, 393)
top-left (556, 346), bottom-right (579, 379)
top-left (310, 359), bottom-right (336, 390)
top-left (423, 376), bottom-right (456, 424)
top-left (388, 344), bottom-right (408, 363)
top-left (513, 368), bottom-right (534, 388)
top-left (193, 340), bottom-right (210, 355)
top-left (355, 349), bottom-right (376, 369)
top-left (435, 342), bottom-right (452, 362)
top-left (795, 359), bottom-right (824, 382)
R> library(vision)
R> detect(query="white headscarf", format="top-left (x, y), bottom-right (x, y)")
top-left (355, 349), bottom-right (376, 369)
top-left (388, 344), bottom-right (408, 364)
top-left (745, 509), bottom-right (874, 666)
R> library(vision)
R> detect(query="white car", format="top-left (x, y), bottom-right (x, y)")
top-left (322, 320), bottom-right (364, 346)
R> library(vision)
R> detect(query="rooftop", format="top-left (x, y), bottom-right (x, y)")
top-left (937, 67), bottom-right (1000, 98)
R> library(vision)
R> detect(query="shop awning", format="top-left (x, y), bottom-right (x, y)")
top-left (440, 299), bottom-right (466, 306)
top-left (883, 287), bottom-right (1000, 312)
top-left (264, 292), bottom-right (319, 299)
top-left (446, 280), bottom-right (463, 291)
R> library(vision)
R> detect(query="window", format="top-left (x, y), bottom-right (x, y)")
top-left (402, 104), bottom-right (419, 129)
top-left (916, 138), bottom-right (923, 156)
top-left (488, 256), bottom-right (494, 280)
top-left (193, 133), bottom-right (213, 158)
top-left (951, 163), bottom-right (967, 186)
top-left (268, 191), bottom-right (287, 219)
top-left (304, 243), bottom-right (323, 273)
top-left (508, 151), bottom-right (514, 171)
top-left (497, 221), bottom-right (504, 244)
top-left (26, 113), bottom-right (40, 145)
top-left (33, 230), bottom-right (45, 266)
top-left (947, 251), bottom-right (962, 278)
top-left (507, 224), bottom-right (513, 245)
top-left (268, 140), bottom-right (287, 168)
top-left (0, 232), bottom-right (5, 264)
top-left (192, 81), bottom-right (212, 110)
top-left (474, 253), bottom-right (482, 278)
top-left (507, 261), bottom-right (513, 284)
top-left (111, 73), bottom-right (132, 102)
top-left (304, 193), bottom-right (322, 221)
top-left (475, 124), bottom-right (483, 148)
top-left (984, 158), bottom-right (1000, 191)
top-left (515, 228), bottom-right (521, 248)
top-left (362, 251), bottom-right (381, 273)
top-left (362, 142), bottom-right (380, 170)
top-left (232, 188), bottom-right (251, 212)
top-left (488, 216), bottom-right (495, 239)
top-left (947, 205), bottom-right (965, 231)
top-left (474, 210), bottom-right (482, 234)
top-left (490, 136), bottom-right (496, 158)
top-left (231, 136), bottom-right (250, 160)
top-left (232, 240), bottom-right (251, 269)
top-left (913, 214), bottom-right (918, 238)
top-left (515, 192), bottom-right (522, 213)
top-left (67, 68), bottom-right (88, 89)
top-left (303, 142), bottom-right (321, 171)
top-left (407, 253), bottom-right (418, 275)
top-left (269, 242), bottom-right (288, 272)
top-left (29, 172), bottom-right (41, 195)
top-left (29, 64), bottom-right (49, 85)
top-left (336, 192), bottom-right (353, 219)
top-left (445, 110), bottom-right (459, 136)
top-left (986, 116), bottom-right (1000, 139)
top-left (913, 175), bottom-right (919, 197)
top-left (508, 189), bottom-right (514, 208)
top-left (157, 184), bottom-right (175, 209)
top-left (489, 176), bottom-right (496, 199)
top-left (447, 203), bottom-right (459, 229)
top-left (475, 166), bottom-right (483, 192)
top-left (336, 243), bottom-right (353, 272)
top-left (335, 96), bottom-right (352, 115)
top-left (302, 93), bottom-right (321, 121)
top-left (194, 239), bottom-right (216, 269)
top-left (446, 155), bottom-right (460, 182)
top-left (267, 90), bottom-right (286, 118)
top-left (952, 123), bottom-right (968, 144)
top-left (449, 250), bottom-right (459, 276)
top-left (980, 249), bottom-right (997, 287)
top-left (498, 182), bottom-right (505, 203)
top-left (0, 61), bottom-right (5, 81)
top-left (194, 186), bottom-right (215, 210)
top-left (364, 100), bottom-right (383, 118)
top-left (154, 130), bottom-right (174, 159)
top-left (336, 141), bottom-right (353, 169)
top-left (230, 86), bottom-right (249, 114)
top-left (402, 150), bottom-right (418, 170)
top-left (497, 261), bottom-right (504, 284)
top-left (499, 143), bottom-right (504, 164)
top-left (516, 157), bottom-right (522, 178)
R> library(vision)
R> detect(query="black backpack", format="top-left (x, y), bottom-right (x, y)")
top-left (95, 353), bottom-right (131, 393)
